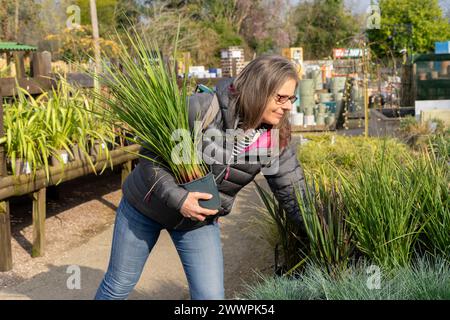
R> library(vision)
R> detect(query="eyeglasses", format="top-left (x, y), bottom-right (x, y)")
top-left (274, 94), bottom-right (298, 105)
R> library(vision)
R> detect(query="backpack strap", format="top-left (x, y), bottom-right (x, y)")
top-left (201, 94), bottom-right (220, 130)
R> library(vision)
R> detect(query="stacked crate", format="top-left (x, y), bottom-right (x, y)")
top-left (220, 47), bottom-right (245, 77)
top-left (281, 47), bottom-right (304, 78)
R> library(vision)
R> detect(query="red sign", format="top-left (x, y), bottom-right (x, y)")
top-left (333, 48), bottom-right (367, 59)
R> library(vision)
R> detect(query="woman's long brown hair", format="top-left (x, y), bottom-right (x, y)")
top-left (229, 55), bottom-right (299, 149)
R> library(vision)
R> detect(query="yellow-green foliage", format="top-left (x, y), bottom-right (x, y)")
top-left (297, 133), bottom-right (410, 177)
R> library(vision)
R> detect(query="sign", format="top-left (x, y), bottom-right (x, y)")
top-left (333, 48), bottom-right (368, 59)
top-left (282, 47), bottom-right (303, 62)
top-left (221, 49), bottom-right (242, 59)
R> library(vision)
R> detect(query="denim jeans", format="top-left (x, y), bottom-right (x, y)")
top-left (95, 197), bottom-right (224, 300)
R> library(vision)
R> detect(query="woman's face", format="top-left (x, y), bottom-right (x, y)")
top-left (261, 78), bottom-right (297, 126)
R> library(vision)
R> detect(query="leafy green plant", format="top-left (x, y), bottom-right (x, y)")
top-left (255, 168), bottom-right (354, 277)
top-left (297, 134), bottom-right (409, 178)
top-left (42, 92), bottom-right (75, 166)
top-left (3, 80), bottom-right (117, 181)
top-left (256, 134), bottom-right (448, 282)
top-left (399, 116), bottom-right (447, 151)
top-left (60, 80), bottom-right (117, 171)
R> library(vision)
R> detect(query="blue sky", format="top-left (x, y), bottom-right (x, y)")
top-left (289, 0), bottom-right (371, 13)
top-left (291, 0), bottom-right (449, 14)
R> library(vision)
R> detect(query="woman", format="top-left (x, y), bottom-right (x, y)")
top-left (95, 55), bottom-right (307, 300)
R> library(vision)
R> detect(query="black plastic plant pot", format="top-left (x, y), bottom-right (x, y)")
top-left (179, 172), bottom-right (221, 210)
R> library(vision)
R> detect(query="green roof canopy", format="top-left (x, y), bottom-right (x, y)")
top-left (0, 42), bottom-right (37, 52)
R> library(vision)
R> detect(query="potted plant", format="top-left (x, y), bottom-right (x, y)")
top-left (4, 90), bottom-right (51, 178)
top-left (42, 92), bottom-right (75, 168)
top-left (56, 80), bottom-right (115, 174)
top-left (69, 97), bottom-right (94, 163)
top-left (91, 30), bottom-right (220, 209)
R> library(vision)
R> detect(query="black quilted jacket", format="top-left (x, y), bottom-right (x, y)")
top-left (122, 78), bottom-right (307, 231)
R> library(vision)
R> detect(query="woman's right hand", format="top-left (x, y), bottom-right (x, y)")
top-left (180, 192), bottom-right (219, 221)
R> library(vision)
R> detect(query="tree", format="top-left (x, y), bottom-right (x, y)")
top-left (0, 0), bottom-right (40, 43)
top-left (368, 0), bottom-right (450, 57)
top-left (142, 0), bottom-right (249, 64)
top-left (240, 0), bottom-right (297, 55)
top-left (45, 25), bottom-right (120, 63)
top-left (76, 0), bottom-right (151, 35)
top-left (76, 0), bottom-right (119, 35)
top-left (38, 0), bottom-right (75, 51)
top-left (291, 0), bottom-right (360, 60)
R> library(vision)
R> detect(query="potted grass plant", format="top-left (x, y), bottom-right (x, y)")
top-left (4, 88), bottom-right (51, 179)
top-left (43, 89), bottom-right (75, 168)
top-left (55, 79), bottom-right (115, 173)
top-left (91, 29), bottom-right (220, 209)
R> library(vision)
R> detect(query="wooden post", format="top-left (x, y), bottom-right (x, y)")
top-left (14, 0), bottom-right (19, 41)
top-left (31, 51), bottom-right (52, 79)
top-left (121, 161), bottom-right (132, 187)
top-left (0, 201), bottom-right (12, 271)
top-left (89, 0), bottom-right (101, 92)
top-left (0, 94), bottom-right (12, 271)
top-left (13, 52), bottom-right (25, 79)
top-left (363, 43), bottom-right (369, 138)
top-left (31, 188), bottom-right (46, 258)
top-left (412, 63), bottom-right (417, 103)
top-left (232, 58), bottom-right (237, 77)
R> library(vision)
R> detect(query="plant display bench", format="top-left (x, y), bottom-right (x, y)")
top-left (291, 123), bottom-right (336, 132)
top-left (0, 144), bottom-right (139, 272)
top-left (369, 107), bottom-right (415, 137)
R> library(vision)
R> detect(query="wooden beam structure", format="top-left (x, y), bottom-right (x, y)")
top-left (0, 94), bottom-right (12, 271)
top-left (31, 188), bottom-right (46, 258)
top-left (121, 160), bottom-right (133, 187)
top-left (0, 145), bottom-right (139, 270)
top-left (0, 145), bottom-right (140, 201)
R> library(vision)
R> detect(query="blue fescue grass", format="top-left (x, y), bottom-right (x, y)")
top-left (240, 256), bottom-right (450, 300)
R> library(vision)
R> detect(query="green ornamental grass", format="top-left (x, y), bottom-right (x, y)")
top-left (3, 81), bottom-right (115, 180)
top-left (294, 170), bottom-right (354, 276)
top-left (92, 29), bottom-right (208, 184)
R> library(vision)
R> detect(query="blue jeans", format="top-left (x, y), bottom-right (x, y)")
top-left (95, 197), bottom-right (224, 300)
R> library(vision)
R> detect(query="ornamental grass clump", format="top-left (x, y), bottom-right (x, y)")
top-left (413, 146), bottom-right (449, 259)
top-left (4, 88), bottom-right (50, 178)
top-left (339, 146), bottom-right (424, 269)
top-left (2, 81), bottom-right (116, 181)
top-left (254, 169), bottom-right (354, 276)
top-left (92, 29), bottom-right (208, 184)
top-left (253, 182), bottom-right (307, 274)
top-left (294, 170), bottom-right (354, 276)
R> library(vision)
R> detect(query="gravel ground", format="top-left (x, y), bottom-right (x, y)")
top-left (0, 169), bottom-right (123, 289)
